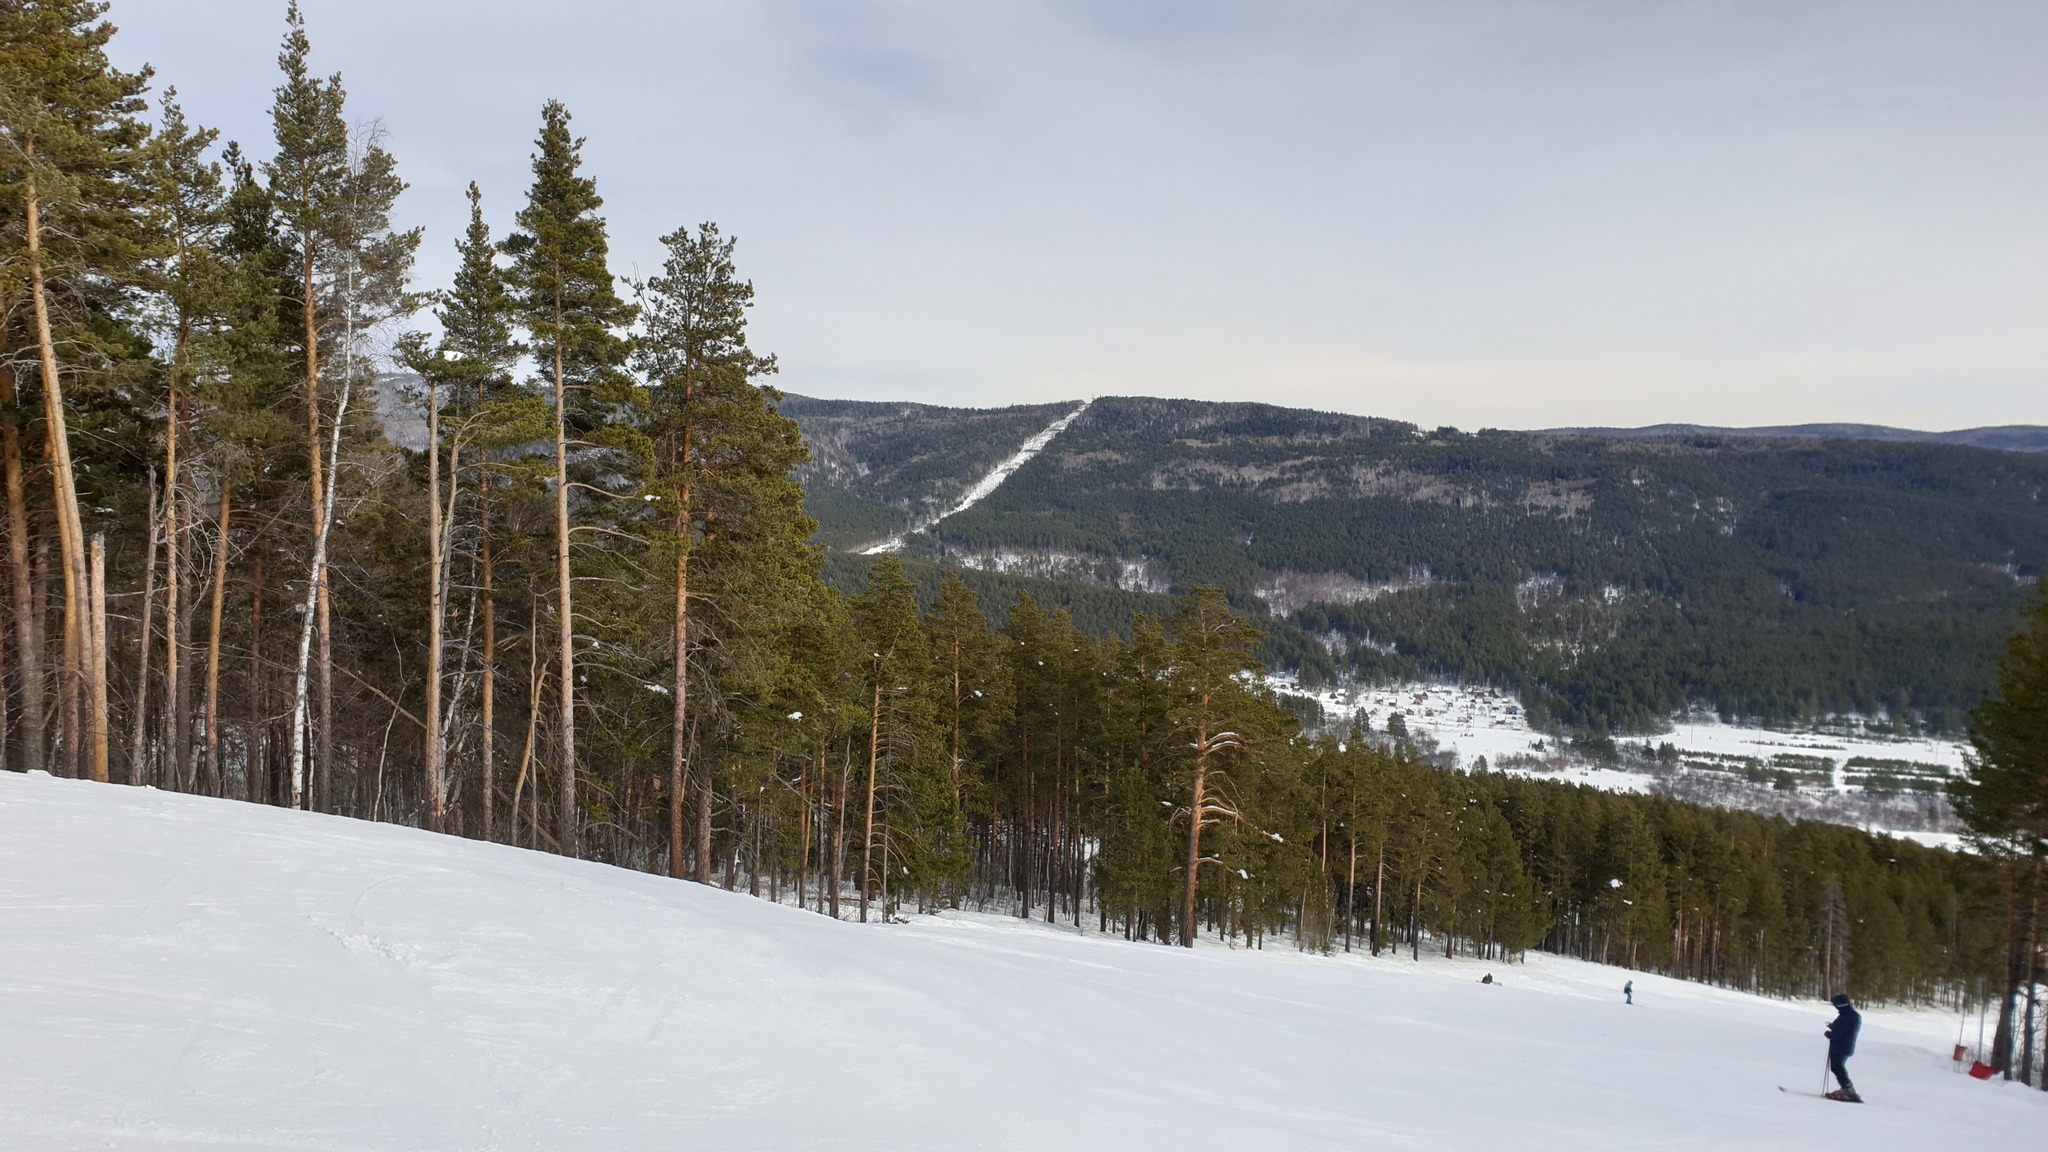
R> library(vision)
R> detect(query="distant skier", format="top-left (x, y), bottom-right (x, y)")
top-left (1624, 980), bottom-right (1633, 1005)
top-left (1480, 973), bottom-right (1494, 984)
top-left (1825, 994), bottom-right (1862, 1102)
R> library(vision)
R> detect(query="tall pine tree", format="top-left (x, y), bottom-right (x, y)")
top-left (264, 2), bottom-right (416, 810)
top-left (632, 221), bottom-right (801, 879)
top-left (504, 101), bottom-right (632, 856)
top-left (1952, 585), bottom-right (2048, 1073)
top-left (0, 0), bottom-right (154, 780)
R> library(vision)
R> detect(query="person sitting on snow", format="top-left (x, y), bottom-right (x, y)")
top-left (1825, 993), bottom-right (1862, 1103)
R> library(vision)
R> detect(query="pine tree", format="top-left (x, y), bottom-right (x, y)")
top-left (632, 220), bottom-right (792, 879)
top-left (398, 183), bottom-right (532, 834)
top-left (209, 143), bottom-right (299, 804)
top-left (850, 557), bottom-right (953, 919)
top-left (139, 89), bottom-right (229, 793)
top-left (264, 2), bottom-right (416, 810)
top-left (1952, 584), bottom-right (2048, 1073)
top-left (1165, 587), bottom-right (1276, 947)
top-left (262, 0), bottom-right (345, 808)
top-left (0, 0), bottom-right (155, 780)
top-left (1955, 586), bottom-right (2048, 859)
top-left (446, 184), bottom-right (532, 842)
top-left (1818, 875), bottom-right (1853, 994)
top-left (503, 100), bottom-right (633, 857)
top-left (924, 571), bottom-right (1002, 808)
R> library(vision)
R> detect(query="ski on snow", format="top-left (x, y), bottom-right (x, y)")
top-left (1778, 1087), bottom-right (1863, 1103)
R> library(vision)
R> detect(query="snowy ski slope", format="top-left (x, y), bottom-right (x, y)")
top-left (861, 399), bottom-right (1092, 554)
top-left (1, 770), bottom-right (2037, 1150)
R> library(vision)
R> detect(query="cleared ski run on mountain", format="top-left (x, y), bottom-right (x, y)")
top-left (862, 398), bottom-right (1092, 554)
top-left (3, 770), bottom-right (2038, 1150)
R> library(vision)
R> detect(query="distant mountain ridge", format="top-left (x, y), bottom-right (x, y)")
top-left (783, 393), bottom-right (2048, 735)
top-left (1542, 421), bottom-right (2048, 453)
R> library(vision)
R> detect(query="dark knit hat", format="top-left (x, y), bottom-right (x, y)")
top-left (1830, 993), bottom-right (1851, 1008)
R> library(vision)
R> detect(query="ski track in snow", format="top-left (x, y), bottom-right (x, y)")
top-left (862, 399), bottom-right (1092, 555)
top-left (2, 769), bottom-right (2040, 1150)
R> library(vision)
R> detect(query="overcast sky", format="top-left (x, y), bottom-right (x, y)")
top-left (110, 1), bottom-right (2048, 430)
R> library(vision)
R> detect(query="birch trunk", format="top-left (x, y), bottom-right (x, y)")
top-left (289, 368), bottom-right (352, 810)
top-left (299, 194), bottom-right (327, 809)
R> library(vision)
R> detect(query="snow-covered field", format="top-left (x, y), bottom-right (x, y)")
top-left (1279, 677), bottom-right (1965, 796)
top-left (3, 770), bottom-right (2036, 1150)
top-left (1281, 679), bottom-right (1966, 772)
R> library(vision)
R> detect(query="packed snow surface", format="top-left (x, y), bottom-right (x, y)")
top-left (3, 770), bottom-right (2036, 1150)
top-left (1280, 677), bottom-right (1967, 776)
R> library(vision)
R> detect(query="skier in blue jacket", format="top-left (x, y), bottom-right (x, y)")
top-left (1825, 994), bottom-right (1862, 1102)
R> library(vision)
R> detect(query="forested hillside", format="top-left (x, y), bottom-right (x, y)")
top-left (782, 396), bottom-right (1078, 550)
top-left (790, 396), bottom-right (2048, 734)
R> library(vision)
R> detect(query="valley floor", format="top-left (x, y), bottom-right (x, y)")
top-left (1, 770), bottom-right (2036, 1150)
top-left (1276, 676), bottom-right (1968, 844)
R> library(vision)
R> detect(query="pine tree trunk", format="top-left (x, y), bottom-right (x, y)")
top-left (479, 502), bottom-right (495, 843)
top-left (202, 478), bottom-right (232, 794)
top-left (667, 408), bottom-right (695, 879)
top-left (316, 580), bottom-right (333, 811)
top-left (796, 748), bottom-right (815, 911)
top-left (1345, 834), bottom-right (1358, 953)
top-left (24, 171), bottom-right (90, 784)
top-left (1181, 760), bottom-right (1207, 948)
top-left (550, 305), bottom-right (577, 855)
top-left (247, 548), bottom-right (265, 803)
top-left (173, 479), bottom-right (194, 791)
top-left (126, 472), bottom-right (159, 785)
top-left (861, 677), bottom-right (881, 923)
top-left (694, 728), bottom-right (713, 883)
top-left (424, 377), bottom-right (444, 832)
top-left (3, 363), bottom-right (45, 778)
top-left (88, 534), bottom-right (107, 782)
top-left (949, 633), bottom-right (962, 803)
top-left (160, 372), bottom-right (186, 791)
top-left (831, 752), bottom-right (849, 919)
top-left (1371, 840), bottom-right (1386, 956)
top-left (1995, 867), bottom-right (2022, 1073)
top-left (2020, 894), bottom-right (2039, 1087)
top-left (669, 532), bottom-right (690, 879)
top-left (32, 539), bottom-right (50, 771)
top-left (511, 597), bottom-right (542, 849)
